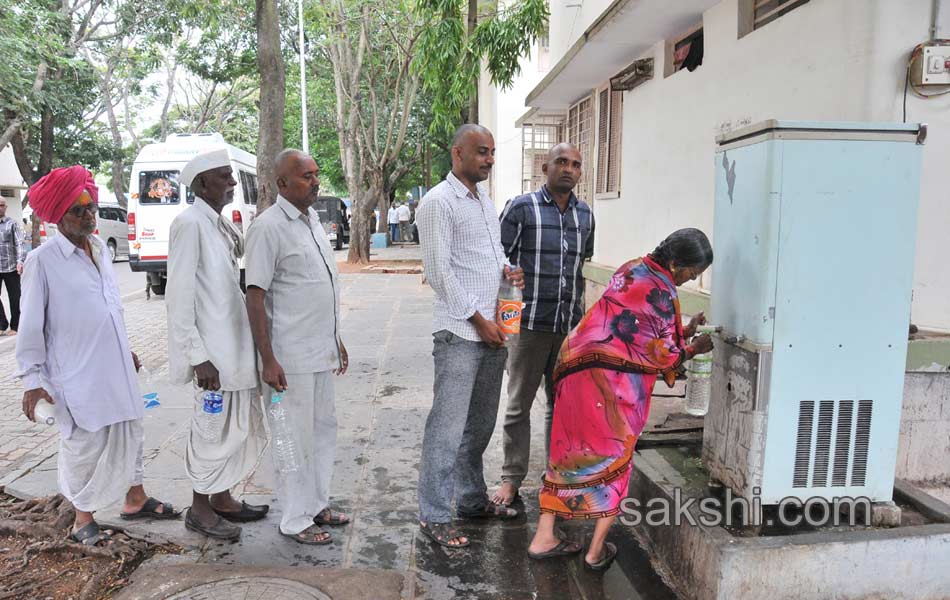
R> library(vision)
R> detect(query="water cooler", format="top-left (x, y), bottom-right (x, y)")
top-left (702, 120), bottom-right (924, 505)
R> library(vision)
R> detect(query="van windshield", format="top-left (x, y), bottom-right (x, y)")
top-left (138, 171), bottom-right (194, 205)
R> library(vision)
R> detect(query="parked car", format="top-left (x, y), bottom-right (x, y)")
top-left (314, 196), bottom-right (350, 250)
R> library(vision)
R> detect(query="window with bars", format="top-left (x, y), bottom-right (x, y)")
top-left (739, 0), bottom-right (809, 37)
top-left (521, 124), bottom-right (560, 194)
top-left (594, 85), bottom-right (622, 197)
top-left (567, 96), bottom-right (593, 202)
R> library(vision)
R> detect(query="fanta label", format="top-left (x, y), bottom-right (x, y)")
top-left (497, 300), bottom-right (522, 335)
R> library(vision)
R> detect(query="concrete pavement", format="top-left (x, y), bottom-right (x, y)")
top-left (1, 266), bottom-right (679, 599)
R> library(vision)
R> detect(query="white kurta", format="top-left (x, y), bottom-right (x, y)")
top-left (16, 234), bottom-right (143, 438)
top-left (167, 197), bottom-right (264, 493)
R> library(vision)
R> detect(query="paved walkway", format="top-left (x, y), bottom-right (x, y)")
top-left (1, 269), bottom-right (678, 600)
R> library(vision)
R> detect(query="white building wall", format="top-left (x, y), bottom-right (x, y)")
top-left (0, 147), bottom-right (27, 222)
top-left (549, 0), bottom-right (615, 58)
top-left (594, 0), bottom-right (950, 330)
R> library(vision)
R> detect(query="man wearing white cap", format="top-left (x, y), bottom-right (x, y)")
top-left (166, 149), bottom-right (268, 541)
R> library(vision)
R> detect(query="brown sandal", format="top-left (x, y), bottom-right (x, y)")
top-left (313, 507), bottom-right (350, 526)
top-left (419, 521), bottom-right (470, 548)
top-left (456, 501), bottom-right (518, 520)
top-left (279, 524), bottom-right (332, 545)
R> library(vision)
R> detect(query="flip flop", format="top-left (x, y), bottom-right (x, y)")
top-left (584, 542), bottom-right (618, 572)
top-left (279, 524), bottom-right (332, 545)
top-left (527, 538), bottom-right (583, 560)
top-left (68, 521), bottom-right (112, 546)
top-left (313, 507), bottom-right (350, 526)
top-left (418, 522), bottom-right (470, 548)
top-left (456, 501), bottom-right (519, 520)
top-left (120, 497), bottom-right (180, 520)
top-left (213, 501), bottom-right (269, 523)
top-left (184, 508), bottom-right (241, 542)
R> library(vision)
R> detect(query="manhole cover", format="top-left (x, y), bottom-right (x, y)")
top-left (166, 576), bottom-right (332, 600)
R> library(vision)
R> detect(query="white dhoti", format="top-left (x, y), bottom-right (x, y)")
top-left (186, 386), bottom-right (266, 495)
top-left (58, 419), bottom-right (144, 513)
top-left (267, 371), bottom-right (337, 535)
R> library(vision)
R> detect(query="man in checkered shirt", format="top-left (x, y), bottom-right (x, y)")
top-left (415, 124), bottom-right (525, 549)
top-left (0, 198), bottom-right (28, 336)
top-left (492, 143), bottom-right (594, 506)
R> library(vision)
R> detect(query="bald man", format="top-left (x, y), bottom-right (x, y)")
top-left (415, 124), bottom-right (525, 549)
top-left (245, 149), bottom-right (350, 545)
top-left (493, 143), bottom-right (594, 506)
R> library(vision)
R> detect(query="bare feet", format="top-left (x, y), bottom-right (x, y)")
top-left (490, 481), bottom-right (518, 506)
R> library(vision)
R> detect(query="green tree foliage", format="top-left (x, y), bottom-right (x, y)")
top-left (413, 0), bottom-right (548, 137)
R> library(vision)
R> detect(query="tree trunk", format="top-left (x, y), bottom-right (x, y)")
top-left (93, 64), bottom-right (127, 206)
top-left (255, 0), bottom-right (285, 212)
top-left (0, 62), bottom-right (48, 152)
top-left (467, 0), bottom-right (478, 123)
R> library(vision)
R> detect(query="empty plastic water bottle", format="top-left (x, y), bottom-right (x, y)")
top-left (268, 391), bottom-right (298, 474)
top-left (685, 353), bottom-right (713, 416)
top-left (139, 366), bottom-right (160, 408)
top-left (196, 390), bottom-right (224, 442)
top-left (33, 399), bottom-right (56, 426)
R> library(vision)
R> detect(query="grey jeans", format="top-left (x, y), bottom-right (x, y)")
top-left (501, 328), bottom-right (565, 488)
top-left (418, 329), bottom-right (507, 523)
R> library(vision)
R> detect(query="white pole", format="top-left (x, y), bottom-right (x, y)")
top-left (298, 0), bottom-right (309, 152)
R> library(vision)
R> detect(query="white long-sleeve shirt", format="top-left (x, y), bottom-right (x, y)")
top-left (166, 198), bottom-right (257, 391)
top-left (416, 171), bottom-right (506, 341)
top-left (15, 234), bottom-right (143, 438)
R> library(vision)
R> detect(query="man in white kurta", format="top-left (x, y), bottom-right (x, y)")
top-left (245, 149), bottom-right (349, 544)
top-left (17, 165), bottom-right (178, 546)
top-left (166, 150), bottom-right (267, 541)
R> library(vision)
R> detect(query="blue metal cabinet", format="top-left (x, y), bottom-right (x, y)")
top-left (703, 120), bottom-right (923, 504)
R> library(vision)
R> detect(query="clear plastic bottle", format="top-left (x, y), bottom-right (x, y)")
top-left (34, 399), bottom-right (56, 426)
top-left (496, 272), bottom-right (523, 346)
top-left (685, 353), bottom-right (713, 416)
top-left (195, 390), bottom-right (224, 442)
top-left (268, 391), bottom-right (299, 474)
top-left (139, 366), bottom-right (160, 408)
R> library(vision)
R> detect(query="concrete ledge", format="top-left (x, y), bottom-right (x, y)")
top-left (583, 261), bottom-right (710, 315)
top-left (630, 448), bottom-right (950, 600)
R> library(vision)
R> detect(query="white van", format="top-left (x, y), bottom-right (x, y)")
top-left (128, 133), bottom-right (258, 295)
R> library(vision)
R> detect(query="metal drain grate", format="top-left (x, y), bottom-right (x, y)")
top-left (165, 577), bottom-right (332, 600)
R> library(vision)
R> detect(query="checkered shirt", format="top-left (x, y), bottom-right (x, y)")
top-left (0, 216), bottom-right (27, 273)
top-left (417, 171), bottom-right (506, 342)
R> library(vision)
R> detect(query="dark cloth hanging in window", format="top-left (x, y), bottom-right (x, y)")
top-left (682, 32), bottom-right (704, 72)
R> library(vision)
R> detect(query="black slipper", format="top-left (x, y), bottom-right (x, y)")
top-left (184, 508), bottom-right (241, 542)
top-left (68, 521), bottom-right (112, 546)
top-left (584, 542), bottom-right (617, 572)
top-left (456, 501), bottom-right (519, 520)
top-left (279, 524), bottom-right (332, 545)
top-left (120, 497), bottom-right (180, 520)
top-left (527, 538), bottom-right (583, 560)
top-left (212, 500), bottom-right (269, 523)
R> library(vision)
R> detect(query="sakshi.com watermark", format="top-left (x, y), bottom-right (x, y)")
top-left (618, 487), bottom-right (873, 528)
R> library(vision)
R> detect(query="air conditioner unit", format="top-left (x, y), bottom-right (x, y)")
top-left (703, 120), bottom-right (924, 505)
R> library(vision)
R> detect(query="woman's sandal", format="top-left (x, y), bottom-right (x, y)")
top-left (279, 524), bottom-right (332, 545)
top-left (584, 541), bottom-right (618, 572)
top-left (527, 538), bottom-right (583, 560)
top-left (418, 522), bottom-right (470, 548)
top-left (313, 507), bottom-right (350, 526)
top-left (456, 501), bottom-right (518, 520)
top-left (68, 521), bottom-right (112, 547)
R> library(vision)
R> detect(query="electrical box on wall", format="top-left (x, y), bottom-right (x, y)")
top-left (912, 45), bottom-right (950, 86)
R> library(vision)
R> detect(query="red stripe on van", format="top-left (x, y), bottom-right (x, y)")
top-left (139, 255), bottom-right (168, 260)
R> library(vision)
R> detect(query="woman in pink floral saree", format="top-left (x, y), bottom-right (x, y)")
top-left (527, 228), bottom-right (715, 571)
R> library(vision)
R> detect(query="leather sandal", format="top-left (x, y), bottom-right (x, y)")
top-left (584, 542), bottom-right (618, 572)
top-left (527, 538), bottom-right (583, 560)
top-left (120, 497), bottom-right (181, 520)
top-left (68, 521), bottom-right (112, 547)
top-left (279, 524), bottom-right (332, 545)
top-left (456, 501), bottom-right (519, 520)
top-left (419, 521), bottom-right (470, 548)
top-left (313, 507), bottom-right (350, 526)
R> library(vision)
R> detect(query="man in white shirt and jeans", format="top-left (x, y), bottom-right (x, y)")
top-left (416, 124), bottom-right (524, 549)
top-left (245, 149), bottom-right (350, 545)
top-left (18, 165), bottom-right (178, 547)
top-left (396, 201), bottom-right (412, 243)
top-left (387, 202), bottom-right (399, 242)
top-left (166, 150), bottom-right (268, 542)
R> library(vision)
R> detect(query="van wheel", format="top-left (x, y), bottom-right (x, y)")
top-left (108, 240), bottom-right (117, 262)
top-left (150, 282), bottom-right (166, 296)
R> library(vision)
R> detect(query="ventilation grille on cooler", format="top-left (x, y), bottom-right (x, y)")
top-left (792, 399), bottom-right (873, 488)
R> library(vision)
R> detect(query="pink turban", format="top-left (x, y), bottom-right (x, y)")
top-left (28, 166), bottom-right (98, 224)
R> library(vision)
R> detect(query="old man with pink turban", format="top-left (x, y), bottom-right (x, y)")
top-left (16, 165), bottom-right (179, 548)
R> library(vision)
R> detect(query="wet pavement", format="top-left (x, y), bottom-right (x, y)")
top-left (4, 269), bottom-right (680, 600)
